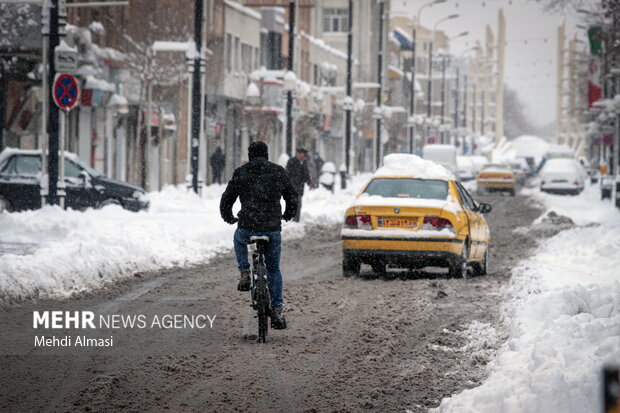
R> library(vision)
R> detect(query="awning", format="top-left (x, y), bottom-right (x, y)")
top-left (392, 28), bottom-right (413, 51)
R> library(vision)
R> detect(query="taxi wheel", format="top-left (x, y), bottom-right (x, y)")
top-left (509, 188), bottom-right (516, 196)
top-left (473, 247), bottom-right (489, 276)
top-left (449, 243), bottom-right (469, 279)
top-left (343, 255), bottom-right (360, 278)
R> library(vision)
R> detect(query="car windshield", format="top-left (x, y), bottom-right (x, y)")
top-left (71, 156), bottom-right (101, 177)
top-left (363, 178), bottom-right (449, 200)
top-left (482, 164), bottom-right (509, 171)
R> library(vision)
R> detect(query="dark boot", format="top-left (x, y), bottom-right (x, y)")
top-left (237, 270), bottom-right (251, 291)
top-left (270, 306), bottom-right (287, 330)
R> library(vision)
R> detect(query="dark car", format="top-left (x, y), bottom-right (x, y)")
top-left (0, 148), bottom-right (148, 213)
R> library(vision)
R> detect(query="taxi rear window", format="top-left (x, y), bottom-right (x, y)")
top-left (363, 178), bottom-right (449, 200)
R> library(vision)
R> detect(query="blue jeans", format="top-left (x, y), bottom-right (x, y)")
top-left (233, 228), bottom-right (283, 308)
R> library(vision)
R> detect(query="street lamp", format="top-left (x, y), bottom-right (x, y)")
top-left (408, 0), bottom-right (447, 153)
top-left (426, 14), bottom-right (459, 144)
top-left (375, 0), bottom-right (386, 169)
top-left (285, 0), bottom-right (297, 157)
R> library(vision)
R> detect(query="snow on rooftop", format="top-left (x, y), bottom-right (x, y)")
top-left (84, 75), bottom-right (116, 92)
top-left (374, 154), bottom-right (454, 180)
top-left (224, 0), bottom-right (261, 20)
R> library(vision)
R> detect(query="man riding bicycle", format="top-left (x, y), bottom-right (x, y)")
top-left (220, 142), bottom-right (298, 329)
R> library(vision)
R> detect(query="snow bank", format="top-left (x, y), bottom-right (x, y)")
top-left (0, 174), bottom-right (371, 300)
top-left (434, 186), bottom-right (620, 413)
top-left (375, 153), bottom-right (454, 180)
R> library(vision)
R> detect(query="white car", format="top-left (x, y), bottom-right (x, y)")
top-left (540, 158), bottom-right (587, 195)
top-left (456, 156), bottom-right (477, 181)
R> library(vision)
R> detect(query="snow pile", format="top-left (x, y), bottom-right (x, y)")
top-left (0, 175), bottom-right (371, 300)
top-left (375, 154), bottom-right (454, 180)
top-left (434, 186), bottom-right (620, 412)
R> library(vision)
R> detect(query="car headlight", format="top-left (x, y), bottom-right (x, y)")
top-left (132, 190), bottom-right (144, 199)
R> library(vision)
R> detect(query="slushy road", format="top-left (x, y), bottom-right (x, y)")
top-left (1, 193), bottom-right (546, 412)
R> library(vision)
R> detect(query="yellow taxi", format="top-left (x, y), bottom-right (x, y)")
top-left (341, 154), bottom-right (492, 278)
top-left (476, 163), bottom-right (516, 196)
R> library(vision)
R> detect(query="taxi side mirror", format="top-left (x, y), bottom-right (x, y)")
top-left (478, 203), bottom-right (492, 214)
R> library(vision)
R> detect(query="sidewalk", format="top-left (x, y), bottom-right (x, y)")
top-left (435, 184), bottom-right (620, 412)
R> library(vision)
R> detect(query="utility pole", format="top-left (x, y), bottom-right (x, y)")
top-left (344, 0), bottom-right (353, 174)
top-left (375, 0), bottom-right (385, 169)
top-left (47, 0), bottom-right (60, 206)
top-left (453, 66), bottom-right (460, 130)
top-left (555, 20), bottom-right (565, 145)
top-left (440, 54), bottom-right (447, 143)
top-left (190, 0), bottom-right (203, 193)
top-left (286, 0), bottom-right (296, 157)
top-left (408, 17), bottom-right (417, 153)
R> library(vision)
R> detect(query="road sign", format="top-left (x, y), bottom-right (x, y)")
top-left (54, 49), bottom-right (78, 73)
top-left (52, 73), bottom-right (80, 111)
top-left (603, 134), bottom-right (614, 146)
top-left (427, 136), bottom-right (436, 144)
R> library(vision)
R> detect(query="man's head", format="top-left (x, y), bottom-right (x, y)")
top-left (248, 141), bottom-right (269, 161)
top-left (296, 147), bottom-right (308, 160)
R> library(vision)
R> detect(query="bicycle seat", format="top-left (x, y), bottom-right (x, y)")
top-left (249, 236), bottom-right (270, 243)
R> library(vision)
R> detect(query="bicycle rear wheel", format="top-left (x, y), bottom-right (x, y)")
top-left (255, 265), bottom-right (270, 343)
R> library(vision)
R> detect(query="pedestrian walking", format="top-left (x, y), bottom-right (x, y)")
top-left (286, 148), bottom-right (311, 222)
top-left (210, 147), bottom-right (225, 184)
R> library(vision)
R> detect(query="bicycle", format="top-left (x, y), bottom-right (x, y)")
top-left (249, 235), bottom-right (271, 343)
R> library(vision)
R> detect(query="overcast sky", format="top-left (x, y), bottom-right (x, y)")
top-left (391, 0), bottom-right (595, 129)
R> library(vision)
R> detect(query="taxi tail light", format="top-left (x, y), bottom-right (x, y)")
top-left (344, 214), bottom-right (372, 230)
top-left (503, 174), bottom-right (513, 180)
top-left (479, 173), bottom-right (488, 179)
top-left (422, 216), bottom-right (453, 231)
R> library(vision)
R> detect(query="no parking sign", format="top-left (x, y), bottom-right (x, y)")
top-left (53, 73), bottom-right (80, 111)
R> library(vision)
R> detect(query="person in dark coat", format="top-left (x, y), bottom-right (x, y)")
top-left (286, 148), bottom-right (311, 222)
top-left (210, 147), bottom-right (225, 184)
top-left (220, 142), bottom-right (298, 329)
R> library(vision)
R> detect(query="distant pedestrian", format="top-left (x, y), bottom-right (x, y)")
top-left (210, 147), bottom-right (225, 184)
top-left (310, 154), bottom-right (324, 188)
top-left (286, 148), bottom-right (311, 222)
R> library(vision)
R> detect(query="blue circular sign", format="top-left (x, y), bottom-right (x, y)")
top-left (53, 73), bottom-right (80, 110)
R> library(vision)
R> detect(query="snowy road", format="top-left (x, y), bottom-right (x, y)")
top-left (0, 192), bottom-right (548, 412)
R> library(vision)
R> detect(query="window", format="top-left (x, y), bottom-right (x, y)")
top-left (254, 47), bottom-right (261, 70)
top-left (1, 155), bottom-right (41, 177)
top-left (64, 159), bottom-right (82, 179)
top-left (234, 37), bottom-right (240, 71)
top-left (322, 8), bottom-right (348, 33)
top-left (241, 43), bottom-right (252, 73)
top-left (363, 178), bottom-right (449, 200)
top-left (226, 34), bottom-right (232, 72)
top-left (455, 182), bottom-right (477, 211)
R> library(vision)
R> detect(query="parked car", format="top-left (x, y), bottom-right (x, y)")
top-left (510, 158), bottom-right (529, 185)
top-left (540, 158), bottom-right (587, 195)
top-left (341, 154), bottom-right (491, 279)
top-left (0, 148), bottom-right (148, 213)
top-left (476, 164), bottom-right (516, 196)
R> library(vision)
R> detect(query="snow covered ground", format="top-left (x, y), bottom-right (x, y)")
top-left (435, 184), bottom-right (620, 413)
top-left (0, 175), bottom-right (371, 300)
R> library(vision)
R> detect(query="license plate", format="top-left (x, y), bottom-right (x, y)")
top-left (378, 217), bottom-right (418, 229)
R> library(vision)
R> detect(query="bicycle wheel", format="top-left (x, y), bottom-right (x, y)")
top-left (255, 265), bottom-right (270, 343)
top-left (258, 303), bottom-right (268, 343)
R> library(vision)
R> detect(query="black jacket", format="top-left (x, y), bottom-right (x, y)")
top-left (220, 157), bottom-right (298, 232)
top-left (286, 157), bottom-right (311, 194)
